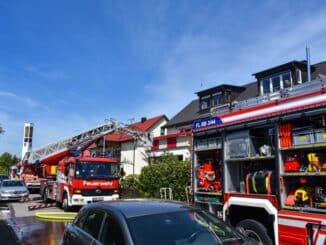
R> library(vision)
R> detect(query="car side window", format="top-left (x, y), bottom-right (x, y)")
top-left (99, 214), bottom-right (126, 245)
top-left (74, 210), bottom-right (88, 228)
top-left (78, 210), bottom-right (105, 239)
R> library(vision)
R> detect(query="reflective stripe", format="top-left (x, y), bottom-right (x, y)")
top-left (279, 218), bottom-right (307, 228)
top-left (252, 172), bottom-right (258, 193)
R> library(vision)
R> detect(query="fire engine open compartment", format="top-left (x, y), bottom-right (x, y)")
top-left (224, 127), bottom-right (278, 195)
top-left (193, 133), bottom-right (223, 206)
top-left (279, 115), bottom-right (326, 211)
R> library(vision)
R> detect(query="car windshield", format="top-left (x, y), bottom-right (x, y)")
top-left (2, 180), bottom-right (24, 187)
top-left (75, 161), bottom-right (120, 180)
top-left (127, 209), bottom-right (244, 245)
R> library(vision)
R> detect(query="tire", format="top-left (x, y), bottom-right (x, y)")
top-left (42, 188), bottom-right (49, 203)
top-left (236, 219), bottom-right (273, 245)
top-left (62, 193), bottom-right (71, 212)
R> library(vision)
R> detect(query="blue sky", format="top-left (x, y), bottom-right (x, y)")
top-left (1, 1), bottom-right (326, 156)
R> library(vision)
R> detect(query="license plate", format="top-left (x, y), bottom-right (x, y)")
top-left (92, 197), bottom-right (104, 202)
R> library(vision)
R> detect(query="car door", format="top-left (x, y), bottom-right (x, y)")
top-left (67, 209), bottom-right (106, 245)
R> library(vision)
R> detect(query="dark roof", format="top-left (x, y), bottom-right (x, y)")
top-left (164, 99), bottom-right (209, 128)
top-left (165, 60), bottom-right (326, 129)
top-left (253, 60), bottom-right (308, 78)
top-left (235, 81), bottom-right (258, 101)
top-left (196, 84), bottom-right (244, 97)
top-left (312, 61), bottom-right (326, 79)
top-left (85, 199), bottom-right (194, 218)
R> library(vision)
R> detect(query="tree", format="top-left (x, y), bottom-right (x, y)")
top-left (0, 124), bottom-right (4, 134)
top-left (0, 152), bottom-right (19, 174)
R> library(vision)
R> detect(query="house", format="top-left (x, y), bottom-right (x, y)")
top-left (88, 115), bottom-right (168, 176)
top-left (147, 60), bottom-right (326, 161)
top-left (147, 84), bottom-right (250, 163)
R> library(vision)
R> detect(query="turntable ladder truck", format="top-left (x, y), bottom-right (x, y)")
top-left (22, 119), bottom-right (148, 211)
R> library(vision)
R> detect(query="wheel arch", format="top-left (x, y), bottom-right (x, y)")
top-left (223, 197), bottom-right (278, 245)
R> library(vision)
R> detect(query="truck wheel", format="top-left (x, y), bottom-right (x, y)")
top-left (42, 188), bottom-right (49, 203)
top-left (236, 219), bottom-right (272, 245)
top-left (62, 193), bottom-right (71, 212)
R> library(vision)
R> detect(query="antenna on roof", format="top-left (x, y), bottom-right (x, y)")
top-left (306, 44), bottom-right (311, 82)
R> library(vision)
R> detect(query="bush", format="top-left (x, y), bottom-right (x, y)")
top-left (138, 155), bottom-right (190, 201)
top-left (120, 175), bottom-right (144, 198)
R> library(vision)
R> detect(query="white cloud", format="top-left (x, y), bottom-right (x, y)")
top-left (0, 90), bottom-right (39, 108)
top-left (0, 91), bottom-right (16, 97)
top-left (139, 8), bottom-right (326, 119)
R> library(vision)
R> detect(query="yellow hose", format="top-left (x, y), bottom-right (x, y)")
top-left (35, 211), bottom-right (77, 221)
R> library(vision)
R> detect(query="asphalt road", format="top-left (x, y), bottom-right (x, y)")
top-left (0, 194), bottom-right (70, 245)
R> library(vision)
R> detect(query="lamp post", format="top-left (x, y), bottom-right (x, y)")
top-left (133, 139), bottom-right (137, 175)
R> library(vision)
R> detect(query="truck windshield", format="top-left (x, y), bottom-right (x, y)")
top-left (75, 161), bottom-right (120, 180)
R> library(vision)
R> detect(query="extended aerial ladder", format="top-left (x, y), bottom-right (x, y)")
top-left (18, 119), bottom-right (151, 194)
top-left (19, 119), bottom-right (152, 210)
top-left (22, 119), bottom-right (151, 165)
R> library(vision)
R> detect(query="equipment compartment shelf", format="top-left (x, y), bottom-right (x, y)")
top-left (225, 155), bottom-right (275, 162)
top-left (280, 142), bottom-right (326, 151)
top-left (284, 205), bottom-right (326, 213)
top-left (195, 191), bottom-right (222, 196)
top-left (282, 172), bottom-right (326, 176)
top-left (195, 147), bottom-right (222, 152)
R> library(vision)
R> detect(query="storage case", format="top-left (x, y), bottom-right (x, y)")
top-left (225, 130), bottom-right (266, 159)
top-left (314, 128), bottom-right (326, 143)
top-left (292, 127), bottom-right (314, 145)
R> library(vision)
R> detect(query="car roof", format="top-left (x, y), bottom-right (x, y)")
top-left (2, 179), bottom-right (23, 182)
top-left (86, 199), bottom-right (197, 218)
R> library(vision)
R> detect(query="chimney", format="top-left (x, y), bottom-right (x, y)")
top-left (141, 117), bottom-right (147, 123)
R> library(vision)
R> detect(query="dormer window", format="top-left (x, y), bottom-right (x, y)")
top-left (200, 95), bottom-right (210, 110)
top-left (212, 92), bottom-right (223, 106)
top-left (260, 71), bottom-right (292, 95)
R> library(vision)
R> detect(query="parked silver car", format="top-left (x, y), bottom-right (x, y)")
top-left (0, 174), bottom-right (9, 183)
top-left (0, 179), bottom-right (29, 201)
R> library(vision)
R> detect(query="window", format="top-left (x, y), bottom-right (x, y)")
top-left (282, 72), bottom-right (292, 88)
top-left (160, 127), bottom-right (165, 136)
top-left (211, 92), bottom-right (223, 106)
top-left (272, 76), bottom-right (281, 92)
top-left (200, 95), bottom-right (210, 110)
top-left (80, 210), bottom-right (105, 239)
top-left (260, 71), bottom-right (293, 95)
top-left (99, 214), bottom-right (125, 245)
top-left (74, 210), bottom-right (88, 229)
top-left (262, 79), bottom-right (270, 94)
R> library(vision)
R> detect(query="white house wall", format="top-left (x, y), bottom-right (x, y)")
top-left (120, 117), bottom-right (167, 176)
top-left (151, 119), bottom-right (167, 137)
top-left (121, 141), bottom-right (149, 175)
top-left (148, 147), bottom-right (191, 161)
top-left (177, 136), bottom-right (191, 148)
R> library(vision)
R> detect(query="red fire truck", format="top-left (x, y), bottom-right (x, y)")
top-left (192, 79), bottom-right (326, 244)
top-left (21, 120), bottom-right (146, 211)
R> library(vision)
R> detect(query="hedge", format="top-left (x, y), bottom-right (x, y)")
top-left (138, 160), bottom-right (191, 201)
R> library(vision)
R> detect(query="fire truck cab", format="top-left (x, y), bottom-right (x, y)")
top-left (40, 154), bottom-right (120, 211)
